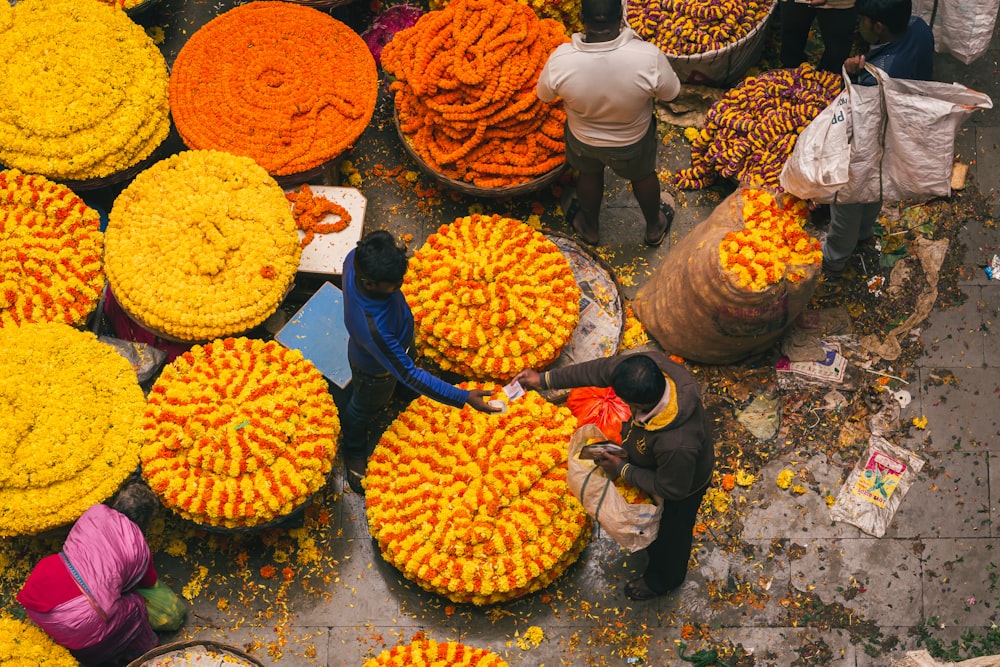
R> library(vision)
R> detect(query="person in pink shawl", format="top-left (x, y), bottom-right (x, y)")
top-left (17, 482), bottom-right (165, 666)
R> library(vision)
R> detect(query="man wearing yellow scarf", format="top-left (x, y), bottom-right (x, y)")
top-left (514, 353), bottom-right (714, 600)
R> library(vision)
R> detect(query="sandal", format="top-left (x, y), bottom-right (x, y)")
top-left (564, 195), bottom-right (599, 246)
top-left (624, 577), bottom-right (661, 601)
top-left (644, 195), bottom-right (674, 247)
top-left (343, 455), bottom-right (367, 495)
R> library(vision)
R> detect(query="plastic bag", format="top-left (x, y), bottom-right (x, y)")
top-left (98, 336), bottom-right (168, 383)
top-left (913, 0), bottom-right (1000, 65)
top-left (565, 387), bottom-right (631, 444)
top-left (632, 191), bottom-right (819, 364)
top-left (781, 65), bottom-right (992, 204)
top-left (137, 580), bottom-right (186, 632)
top-left (566, 424), bottom-right (661, 552)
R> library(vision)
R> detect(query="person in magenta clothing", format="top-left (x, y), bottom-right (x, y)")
top-left (341, 230), bottom-right (499, 495)
top-left (515, 353), bottom-right (714, 600)
top-left (17, 483), bottom-right (168, 666)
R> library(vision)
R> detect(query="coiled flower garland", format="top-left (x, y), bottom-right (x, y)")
top-left (430, 0), bottom-right (581, 34)
top-left (0, 170), bottom-right (104, 328)
top-left (0, 618), bottom-right (78, 666)
top-left (170, 2), bottom-right (378, 177)
top-left (403, 215), bottom-right (580, 380)
top-left (363, 639), bottom-right (508, 667)
top-left (675, 64), bottom-right (843, 190)
top-left (718, 189), bottom-right (822, 291)
top-left (0, 323), bottom-right (144, 537)
top-left (105, 150), bottom-right (301, 341)
top-left (366, 384), bottom-right (590, 604)
top-left (382, 0), bottom-right (568, 188)
top-left (140, 338), bottom-right (339, 530)
top-left (628, 0), bottom-right (773, 56)
top-left (0, 0), bottom-right (169, 181)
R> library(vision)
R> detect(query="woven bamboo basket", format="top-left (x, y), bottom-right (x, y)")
top-left (127, 639), bottom-right (265, 667)
top-left (394, 109), bottom-right (567, 198)
top-left (279, 0), bottom-right (357, 10)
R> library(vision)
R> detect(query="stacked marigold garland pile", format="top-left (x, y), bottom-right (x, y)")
top-left (429, 0), bottom-right (581, 34)
top-left (628, 0), bottom-right (772, 56)
top-left (170, 2), bottom-right (378, 177)
top-left (0, 0), bottom-right (169, 181)
top-left (675, 65), bottom-right (842, 190)
top-left (719, 189), bottom-right (822, 291)
top-left (403, 215), bottom-right (580, 379)
top-left (0, 170), bottom-right (104, 328)
top-left (366, 384), bottom-right (590, 604)
top-left (0, 618), bottom-right (79, 666)
top-left (105, 150), bottom-right (301, 341)
top-left (140, 338), bottom-right (339, 530)
top-left (382, 0), bottom-right (568, 188)
top-left (0, 323), bottom-right (144, 537)
top-left (364, 639), bottom-right (508, 667)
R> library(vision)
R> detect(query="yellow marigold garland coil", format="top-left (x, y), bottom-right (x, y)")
top-left (363, 639), bottom-right (508, 667)
top-left (0, 170), bottom-right (105, 328)
top-left (628, 0), bottom-right (773, 56)
top-left (169, 2), bottom-right (378, 176)
top-left (402, 214), bottom-right (580, 380)
top-left (140, 338), bottom-right (339, 529)
top-left (717, 188), bottom-right (822, 291)
top-left (365, 384), bottom-right (591, 605)
top-left (0, 617), bottom-right (79, 666)
top-left (0, 323), bottom-right (145, 537)
top-left (0, 0), bottom-right (170, 181)
top-left (104, 150), bottom-right (301, 341)
top-left (382, 0), bottom-right (568, 187)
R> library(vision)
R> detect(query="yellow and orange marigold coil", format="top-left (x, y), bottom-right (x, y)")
top-left (169, 2), bottom-right (378, 177)
top-left (403, 214), bottom-right (580, 380)
top-left (382, 0), bottom-right (569, 188)
top-left (364, 639), bottom-right (508, 667)
top-left (718, 189), bottom-right (822, 291)
top-left (0, 170), bottom-right (104, 328)
top-left (366, 383), bottom-right (590, 604)
top-left (141, 338), bottom-right (339, 530)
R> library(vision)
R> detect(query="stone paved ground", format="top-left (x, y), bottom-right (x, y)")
top-left (3, 2), bottom-right (1000, 666)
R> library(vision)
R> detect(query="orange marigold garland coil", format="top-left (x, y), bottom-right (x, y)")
top-left (286, 183), bottom-right (352, 248)
top-left (169, 2), bottom-right (378, 176)
top-left (141, 337), bottom-right (340, 529)
top-left (0, 170), bottom-right (105, 328)
top-left (402, 214), bottom-right (580, 380)
top-left (365, 383), bottom-right (590, 604)
top-left (381, 0), bottom-right (569, 188)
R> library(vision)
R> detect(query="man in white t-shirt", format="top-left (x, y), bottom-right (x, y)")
top-left (537, 0), bottom-right (681, 247)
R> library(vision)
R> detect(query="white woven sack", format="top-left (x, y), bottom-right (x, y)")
top-left (914, 0), bottom-right (1000, 65)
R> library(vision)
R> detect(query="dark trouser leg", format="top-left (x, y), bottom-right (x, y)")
top-left (339, 366), bottom-right (397, 460)
top-left (779, 1), bottom-right (817, 69)
top-left (643, 484), bottom-right (709, 593)
top-left (815, 7), bottom-right (858, 73)
top-left (574, 169), bottom-right (604, 241)
top-left (630, 171), bottom-right (665, 237)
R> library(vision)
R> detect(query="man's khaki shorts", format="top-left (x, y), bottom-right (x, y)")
top-left (564, 118), bottom-right (657, 182)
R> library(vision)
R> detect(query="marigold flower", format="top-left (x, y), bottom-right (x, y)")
top-left (912, 415), bottom-right (928, 429)
top-left (775, 469), bottom-right (794, 490)
top-left (0, 618), bottom-right (78, 666)
top-left (170, 2), bottom-right (378, 176)
top-left (735, 470), bottom-right (756, 487)
top-left (720, 473), bottom-right (736, 491)
top-left (628, 0), bottom-right (771, 57)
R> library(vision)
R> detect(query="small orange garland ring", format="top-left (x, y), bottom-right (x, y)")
top-left (169, 2), bottom-right (378, 177)
top-left (140, 337), bottom-right (340, 530)
top-left (286, 183), bottom-right (352, 248)
top-left (403, 214), bottom-right (581, 380)
top-left (0, 169), bottom-right (105, 328)
top-left (365, 383), bottom-right (591, 605)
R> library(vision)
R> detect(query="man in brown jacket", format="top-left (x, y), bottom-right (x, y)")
top-left (514, 352), bottom-right (714, 600)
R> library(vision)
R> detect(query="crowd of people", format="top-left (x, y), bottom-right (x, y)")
top-left (17, 0), bottom-right (940, 661)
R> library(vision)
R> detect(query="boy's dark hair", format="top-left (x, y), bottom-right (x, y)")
top-left (856, 0), bottom-right (912, 35)
top-left (354, 230), bottom-right (408, 283)
top-left (581, 0), bottom-right (622, 29)
top-left (111, 481), bottom-right (160, 533)
top-left (611, 355), bottom-right (666, 406)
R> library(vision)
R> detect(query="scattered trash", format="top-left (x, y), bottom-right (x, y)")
top-left (829, 436), bottom-right (925, 537)
top-left (98, 335), bottom-right (167, 383)
top-left (892, 649), bottom-right (1000, 667)
top-left (735, 392), bottom-right (781, 441)
top-left (986, 254), bottom-right (1000, 280)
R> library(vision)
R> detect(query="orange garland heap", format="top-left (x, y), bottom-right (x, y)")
top-left (402, 214), bottom-right (580, 380)
top-left (382, 0), bottom-right (568, 188)
top-left (140, 338), bottom-right (339, 530)
top-left (0, 170), bottom-right (104, 328)
top-left (169, 2), bottom-right (378, 177)
top-left (366, 383), bottom-right (590, 605)
top-left (718, 189), bottom-right (822, 291)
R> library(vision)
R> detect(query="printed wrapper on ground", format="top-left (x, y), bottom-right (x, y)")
top-left (829, 435), bottom-right (925, 537)
top-left (632, 191), bottom-right (819, 364)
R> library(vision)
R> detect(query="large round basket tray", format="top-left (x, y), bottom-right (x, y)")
top-left (124, 0), bottom-right (162, 19)
top-left (127, 640), bottom-right (265, 667)
top-left (273, 154), bottom-right (344, 190)
top-left (661, 0), bottom-right (777, 87)
top-left (394, 109), bottom-right (566, 198)
top-left (54, 140), bottom-right (166, 192)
